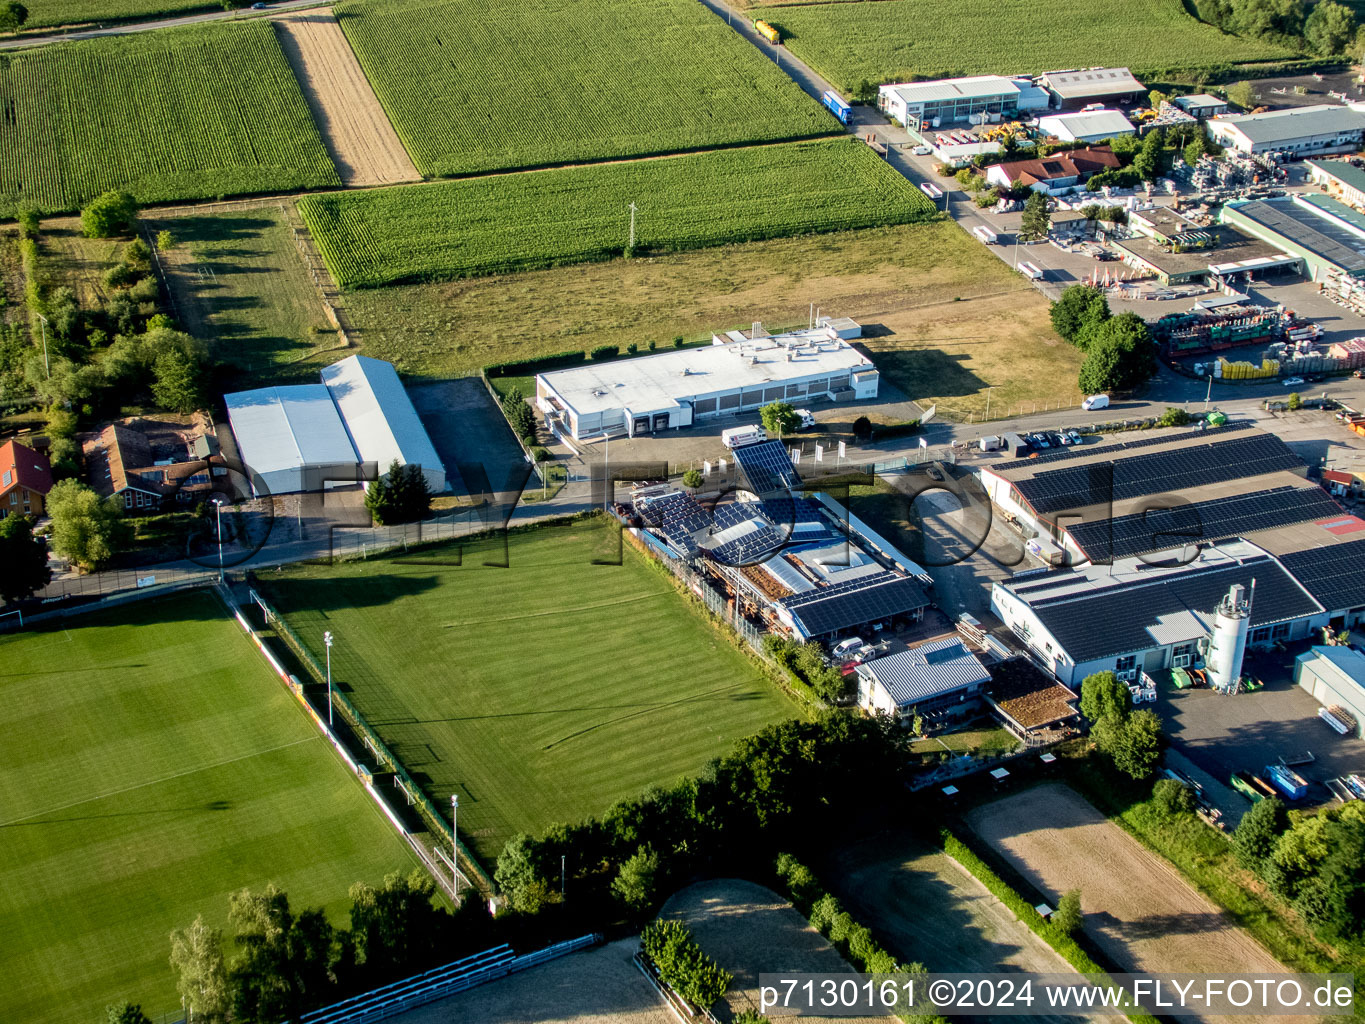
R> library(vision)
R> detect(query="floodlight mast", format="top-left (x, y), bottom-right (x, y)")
top-left (323, 630), bottom-right (334, 727)
top-left (451, 793), bottom-right (459, 899)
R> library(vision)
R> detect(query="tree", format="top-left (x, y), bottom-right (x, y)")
top-left (0, 0), bottom-right (26, 31)
top-left (227, 884), bottom-right (336, 1023)
top-left (1157, 407), bottom-right (1193, 427)
top-left (150, 348), bottom-right (205, 414)
top-left (760, 400), bottom-right (799, 439)
top-left (1079, 670), bottom-right (1130, 724)
top-left (46, 479), bottom-right (130, 570)
top-left (1305, 0), bottom-right (1356, 52)
top-left (1232, 796), bottom-right (1290, 874)
top-left (1153, 777), bottom-right (1197, 817)
top-left (681, 468), bottom-right (702, 490)
top-left (1225, 80), bottom-right (1258, 112)
top-left (1050, 285), bottom-right (1109, 346)
top-left (81, 190), bottom-right (138, 238)
top-left (611, 845), bottom-right (660, 913)
top-left (1132, 128), bottom-right (1165, 183)
top-left (106, 1003), bottom-right (152, 1024)
top-left (169, 916), bottom-right (230, 1022)
top-left (365, 460), bottom-right (431, 525)
top-left (1232, 0), bottom-right (1305, 38)
top-left (1019, 190), bottom-right (1050, 240)
top-left (349, 871), bottom-right (449, 985)
top-left (1078, 312), bottom-right (1155, 393)
top-left (496, 833), bottom-right (552, 913)
top-left (1093, 708), bottom-right (1163, 779)
top-left (852, 415), bottom-right (872, 439)
top-left (1293, 807), bottom-right (1365, 938)
top-left (855, 79), bottom-right (876, 103)
top-left (1148, 89), bottom-right (1170, 110)
top-left (0, 513), bottom-right (50, 604)
top-left (500, 385), bottom-right (536, 440)
top-left (1287, 391), bottom-right (1302, 410)
top-left (1051, 889), bottom-right (1083, 935)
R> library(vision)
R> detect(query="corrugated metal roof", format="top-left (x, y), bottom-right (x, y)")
top-left (1311, 159), bottom-right (1365, 195)
top-left (1039, 67), bottom-right (1143, 100)
top-left (1038, 110), bottom-right (1135, 141)
top-left (886, 75), bottom-right (1022, 106)
top-left (225, 385), bottom-right (357, 477)
top-left (321, 356), bottom-right (445, 490)
top-left (1226, 195), bottom-right (1365, 275)
top-left (859, 636), bottom-right (991, 707)
top-left (1214, 104), bottom-right (1365, 146)
top-left (1298, 645), bottom-right (1365, 687)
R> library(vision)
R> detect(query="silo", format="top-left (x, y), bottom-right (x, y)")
top-left (1206, 582), bottom-right (1251, 692)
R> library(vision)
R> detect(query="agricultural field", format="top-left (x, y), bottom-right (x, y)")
top-left (21, 0), bottom-right (212, 29)
top-left (298, 139), bottom-right (935, 288)
top-left (0, 21), bottom-right (340, 216)
top-left (761, 0), bottom-right (1294, 93)
top-left (334, 0), bottom-right (840, 178)
top-left (147, 206), bottom-right (345, 387)
top-left (0, 591), bottom-right (419, 1024)
top-left (254, 525), bottom-right (797, 865)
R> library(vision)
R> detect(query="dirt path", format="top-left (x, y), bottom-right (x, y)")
top-left (967, 783), bottom-right (1292, 1024)
top-left (273, 10), bottom-right (420, 186)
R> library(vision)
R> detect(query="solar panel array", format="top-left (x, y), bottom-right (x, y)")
top-left (1021, 421), bottom-right (1250, 469)
top-left (706, 521), bottom-right (787, 566)
top-left (1066, 485), bottom-right (1343, 560)
top-left (637, 491), bottom-right (709, 555)
top-left (777, 571), bottom-right (929, 636)
top-left (1015, 433), bottom-right (1301, 515)
top-left (1279, 537), bottom-right (1365, 613)
top-left (733, 439), bottom-right (801, 495)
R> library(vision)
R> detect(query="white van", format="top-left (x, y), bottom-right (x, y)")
top-left (831, 637), bottom-right (866, 659)
top-left (794, 408), bottom-right (816, 429)
top-left (973, 224), bottom-right (999, 245)
top-left (721, 425), bottom-right (764, 449)
top-left (1082, 394), bottom-right (1110, 411)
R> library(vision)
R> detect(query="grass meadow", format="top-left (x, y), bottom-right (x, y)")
top-left (255, 525), bottom-right (798, 865)
top-left (0, 592), bottom-right (418, 1024)
top-left (762, 0), bottom-right (1294, 93)
top-left (336, 0), bottom-right (838, 178)
top-left (0, 21), bottom-right (339, 215)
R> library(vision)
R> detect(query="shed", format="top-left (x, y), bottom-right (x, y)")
top-left (1172, 94), bottom-right (1228, 119)
top-left (1295, 646), bottom-right (1365, 737)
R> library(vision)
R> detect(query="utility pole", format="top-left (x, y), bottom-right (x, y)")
top-left (34, 312), bottom-right (50, 378)
top-left (561, 854), bottom-right (566, 900)
top-left (451, 793), bottom-right (460, 899)
top-left (323, 630), bottom-right (334, 727)
top-left (213, 497), bottom-right (224, 584)
top-left (627, 201), bottom-right (637, 251)
top-left (1205, 373), bottom-right (1213, 410)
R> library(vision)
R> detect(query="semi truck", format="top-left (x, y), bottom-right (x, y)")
top-left (754, 19), bottom-right (780, 43)
top-left (821, 90), bottom-right (853, 125)
top-left (972, 224), bottom-right (999, 244)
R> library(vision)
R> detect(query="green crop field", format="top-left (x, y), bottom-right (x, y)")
top-left (334, 0), bottom-right (840, 178)
top-left (0, 22), bottom-right (339, 216)
top-left (762, 0), bottom-right (1294, 93)
top-left (0, 592), bottom-right (419, 1024)
top-left (23, 0), bottom-right (214, 30)
top-left (254, 525), bottom-right (798, 865)
top-left (298, 138), bottom-right (935, 288)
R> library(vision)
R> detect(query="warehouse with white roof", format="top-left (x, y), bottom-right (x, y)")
top-left (1207, 104), bottom-right (1365, 156)
top-left (1037, 109), bottom-right (1135, 144)
top-left (225, 356), bottom-right (446, 495)
top-left (536, 321), bottom-right (879, 442)
top-left (877, 75), bottom-right (1045, 126)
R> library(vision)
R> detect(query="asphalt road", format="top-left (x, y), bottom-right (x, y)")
top-left (0, 0), bottom-right (328, 48)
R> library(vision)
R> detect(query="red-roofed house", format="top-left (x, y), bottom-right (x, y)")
top-left (985, 146), bottom-right (1122, 195)
top-left (0, 439), bottom-right (54, 520)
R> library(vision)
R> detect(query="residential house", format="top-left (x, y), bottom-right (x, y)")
top-left (984, 146), bottom-right (1121, 195)
top-left (0, 439), bottom-right (53, 520)
top-left (83, 423), bottom-right (217, 513)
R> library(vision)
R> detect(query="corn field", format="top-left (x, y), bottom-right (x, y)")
top-left (0, 22), bottom-right (340, 216)
top-left (298, 138), bottom-right (937, 289)
top-left (335, 0), bottom-right (841, 179)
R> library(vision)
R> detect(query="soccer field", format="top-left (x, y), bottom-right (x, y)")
top-left (256, 525), bottom-right (798, 865)
top-left (0, 592), bottom-right (419, 1024)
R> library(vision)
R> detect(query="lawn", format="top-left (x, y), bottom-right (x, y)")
top-left (298, 139), bottom-right (934, 288)
top-left (0, 591), bottom-right (419, 1024)
top-left (254, 525), bottom-right (797, 864)
top-left (0, 21), bottom-right (339, 216)
top-left (335, 0), bottom-right (839, 179)
top-left (148, 207), bottom-right (345, 387)
top-left (762, 0), bottom-right (1294, 93)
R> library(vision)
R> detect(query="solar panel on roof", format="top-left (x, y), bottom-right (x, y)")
top-left (733, 440), bottom-right (801, 495)
top-left (1022, 421), bottom-right (1249, 468)
top-left (1279, 538), bottom-right (1365, 612)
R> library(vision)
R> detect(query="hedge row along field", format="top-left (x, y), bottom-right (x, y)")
top-left (764, 0), bottom-right (1294, 94)
top-left (298, 139), bottom-right (937, 289)
top-left (334, 0), bottom-right (841, 178)
top-left (0, 22), bottom-right (340, 216)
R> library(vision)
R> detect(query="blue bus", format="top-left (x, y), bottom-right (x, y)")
top-left (821, 90), bottom-right (853, 125)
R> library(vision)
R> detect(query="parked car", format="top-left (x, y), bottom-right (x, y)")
top-left (1282, 377), bottom-right (1304, 386)
top-left (1353, 369), bottom-right (1365, 379)
top-left (1305, 374), bottom-right (1323, 383)
top-left (250, 2), bottom-right (267, 7)
top-left (832, 637), bottom-right (866, 659)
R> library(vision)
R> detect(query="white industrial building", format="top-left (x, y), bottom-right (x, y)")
top-left (877, 75), bottom-right (1045, 127)
top-left (1295, 646), bottom-right (1365, 737)
top-left (1037, 109), bottom-right (1135, 144)
top-left (225, 355), bottom-right (445, 495)
top-left (536, 321), bottom-right (878, 442)
top-left (1207, 104), bottom-right (1365, 156)
top-left (1038, 67), bottom-right (1144, 109)
top-left (1172, 94), bottom-right (1228, 119)
top-left (856, 635), bottom-right (992, 724)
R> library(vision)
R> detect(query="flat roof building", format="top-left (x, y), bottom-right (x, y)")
top-left (1037, 109), bottom-right (1135, 144)
top-left (877, 75), bottom-right (1027, 126)
top-left (1172, 94), bottom-right (1229, 119)
top-left (1037, 67), bottom-right (1144, 108)
top-left (1221, 193), bottom-right (1365, 282)
top-left (536, 322), bottom-right (878, 442)
top-left (1307, 159), bottom-right (1365, 212)
top-left (1112, 223), bottom-right (1300, 286)
top-left (225, 356), bottom-right (446, 495)
top-left (1207, 104), bottom-right (1365, 155)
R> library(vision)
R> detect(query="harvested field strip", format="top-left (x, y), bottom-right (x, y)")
top-left (273, 11), bottom-right (420, 186)
top-left (298, 138), bottom-right (937, 288)
top-left (335, 0), bottom-right (841, 178)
